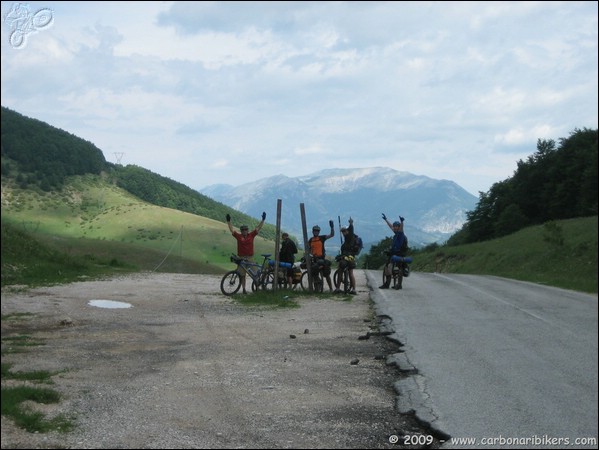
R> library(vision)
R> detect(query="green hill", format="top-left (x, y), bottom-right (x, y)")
top-left (1, 106), bottom-right (280, 240)
top-left (1, 105), bottom-right (288, 288)
top-left (410, 216), bottom-right (597, 294)
top-left (1, 173), bottom-right (278, 285)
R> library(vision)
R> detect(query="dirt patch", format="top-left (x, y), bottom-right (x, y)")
top-left (1, 271), bottom-right (436, 449)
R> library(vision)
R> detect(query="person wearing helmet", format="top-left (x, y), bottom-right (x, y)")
top-left (226, 212), bottom-right (266, 293)
top-left (308, 220), bottom-right (335, 291)
top-left (379, 213), bottom-right (408, 290)
top-left (334, 217), bottom-right (358, 295)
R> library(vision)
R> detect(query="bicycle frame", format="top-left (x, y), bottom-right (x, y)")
top-left (237, 256), bottom-right (267, 283)
top-left (334, 254), bottom-right (354, 294)
top-left (382, 254), bottom-right (413, 290)
top-left (220, 254), bottom-right (272, 296)
top-left (299, 255), bottom-right (328, 292)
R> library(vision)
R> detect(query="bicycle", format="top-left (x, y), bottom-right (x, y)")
top-left (333, 254), bottom-right (355, 294)
top-left (266, 258), bottom-right (295, 290)
top-left (299, 255), bottom-right (330, 293)
top-left (290, 264), bottom-right (303, 289)
top-left (220, 253), bottom-right (286, 296)
top-left (382, 252), bottom-right (413, 290)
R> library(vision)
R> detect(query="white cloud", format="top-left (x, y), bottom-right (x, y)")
top-left (1, 0), bottom-right (597, 197)
top-left (494, 125), bottom-right (555, 147)
top-left (211, 159), bottom-right (229, 169)
top-left (294, 144), bottom-right (330, 156)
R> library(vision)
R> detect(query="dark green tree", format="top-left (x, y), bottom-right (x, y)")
top-left (494, 204), bottom-right (527, 237)
top-left (453, 127), bottom-right (597, 244)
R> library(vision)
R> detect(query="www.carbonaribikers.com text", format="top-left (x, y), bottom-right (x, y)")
top-left (447, 435), bottom-right (597, 447)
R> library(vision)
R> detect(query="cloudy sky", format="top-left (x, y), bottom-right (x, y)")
top-left (1, 1), bottom-right (597, 196)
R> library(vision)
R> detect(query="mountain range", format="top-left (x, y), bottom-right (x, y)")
top-left (200, 167), bottom-right (478, 252)
top-left (1, 105), bottom-right (477, 253)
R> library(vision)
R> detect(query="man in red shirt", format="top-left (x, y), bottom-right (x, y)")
top-left (226, 212), bottom-right (266, 293)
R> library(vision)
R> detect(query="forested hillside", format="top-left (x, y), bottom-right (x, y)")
top-left (1, 106), bottom-right (106, 190)
top-left (112, 164), bottom-right (277, 240)
top-left (1, 106), bottom-right (277, 240)
top-left (449, 128), bottom-right (598, 245)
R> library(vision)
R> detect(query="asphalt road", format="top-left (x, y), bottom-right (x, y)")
top-left (365, 270), bottom-right (598, 449)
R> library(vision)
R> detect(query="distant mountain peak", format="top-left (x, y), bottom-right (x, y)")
top-left (200, 167), bottom-right (477, 248)
top-left (295, 167), bottom-right (434, 193)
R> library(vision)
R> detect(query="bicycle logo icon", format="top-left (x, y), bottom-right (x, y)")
top-left (4, 2), bottom-right (54, 49)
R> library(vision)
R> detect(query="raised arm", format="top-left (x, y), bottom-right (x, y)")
top-left (398, 216), bottom-right (404, 232)
top-left (324, 219), bottom-right (335, 239)
top-left (381, 213), bottom-right (393, 231)
top-left (381, 213), bottom-right (404, 232)
top-left (254, 211), bottom-right (266, 233)
top-left (226, 214), bottom-right (234, 233)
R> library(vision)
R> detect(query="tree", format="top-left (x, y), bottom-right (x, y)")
top-left (451, 127), bottom-right (597, 244)
top-left (494, 204), bottom-right (527, 237)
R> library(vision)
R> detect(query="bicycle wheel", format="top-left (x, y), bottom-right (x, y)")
top-left (260, 270), bottom-right (286, 291)
top-left (333, 268), bottom-right (340, 287)
top-left (268, 270), bottom-right (288, 290)
top-left (300, 270), bottom-right (309, 291)
top-left (220, 270), bottom-right (242, 296)
top-left (281, 280), bottom-right (289, 290)
top-left (392, 264), bottom-right (402, 289)
top-left (382, 263), bottom-right (392, 287)
top-left (313, 270), bottom-right (324, 293)
top-left (278, 272), bottom-right (289, 290)
top-left (275, 267), bottom-right (291, 290)
top-left (300, 270), bottom-right (323, 292)
top-left (341, 268), bottom-right (351, 294)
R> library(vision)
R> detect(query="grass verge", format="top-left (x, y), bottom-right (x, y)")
top-left (1, 314), bottom-right (75, 434)
top-left (230, 288), bottom-right (352, 308)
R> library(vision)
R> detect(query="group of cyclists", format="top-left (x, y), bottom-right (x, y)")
top-left (225, 211), bottom-right (408, 294)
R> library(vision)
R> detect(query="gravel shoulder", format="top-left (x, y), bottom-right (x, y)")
top-left (1, 270), bottom-right (433, 449)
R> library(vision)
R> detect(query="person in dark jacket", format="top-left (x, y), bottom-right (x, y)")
top-left (379, 214), bottom-right (407, 290)
top-left (279, 232), bottom-right (298, 287)
top-left (334, 217), bottom-right (357, 295)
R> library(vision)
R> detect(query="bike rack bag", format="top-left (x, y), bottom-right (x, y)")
top-left (268, 260), bottom-right (293, 269)
top-left (390, 255), bottom-right (413, 264)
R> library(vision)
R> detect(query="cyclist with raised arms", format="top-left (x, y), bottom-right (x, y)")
top-left (226, 212), bottom-right (266, 293)
top-left (379, 214), bottom-right (407, 290)
top-left (308, 220), bottom-right (335, 292)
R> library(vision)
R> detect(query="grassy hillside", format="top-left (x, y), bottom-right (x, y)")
top-left (1, 174), bottom-right (278, 285)
top-left (411, 216), bottom-right (598, 294)
top-left (2, 105), bottom-right (281, 243)
top-left (2, 174), bottom-right (597, 294)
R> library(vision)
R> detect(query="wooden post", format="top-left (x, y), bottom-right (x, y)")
top-left (300, 203), bottom-right (313, 291)
top-left (273, 199), bottom-right (282, 291)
